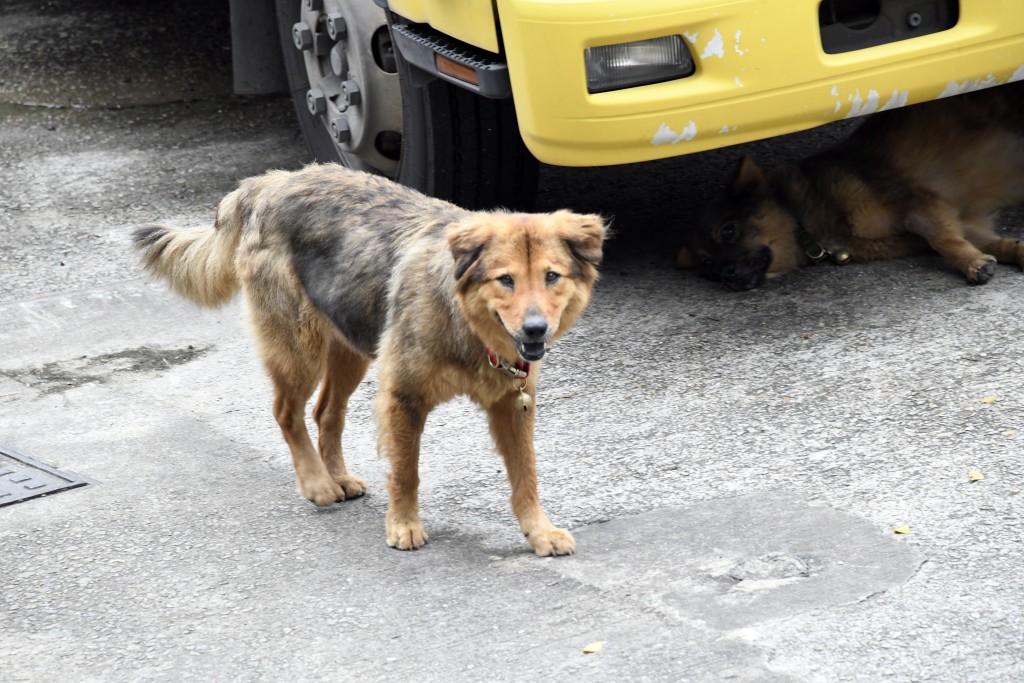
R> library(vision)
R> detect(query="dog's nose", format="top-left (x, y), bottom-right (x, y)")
top-left (522, 314), bottom-right (548, 341)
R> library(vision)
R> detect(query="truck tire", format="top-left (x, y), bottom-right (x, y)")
top-left (275, 0), bottom-right (538, 210)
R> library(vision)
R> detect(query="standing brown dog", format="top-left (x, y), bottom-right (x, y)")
top-left (133, 164), bottom-right (606, 556)
top-left (677, 82), bottom-right (1024, 290)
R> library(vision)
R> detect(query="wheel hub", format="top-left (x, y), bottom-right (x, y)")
top-left (293, 1), bottom-right (401, 176)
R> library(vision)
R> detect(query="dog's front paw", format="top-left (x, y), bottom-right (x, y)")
top-left (334, 473), bottom-right (368, 500)
top-left (299, 477), bottom-right (345, 507)
top-left (967, 256), bottom-right (997, 284)
top-left (527, 527), bottom-right (576, 557)
top-left (387, 516), bottom-right (428, 550)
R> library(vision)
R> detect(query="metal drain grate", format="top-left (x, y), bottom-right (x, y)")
top-left (0, 445), bottom-right (93, 507)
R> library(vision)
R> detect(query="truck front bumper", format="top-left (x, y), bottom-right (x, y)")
top-left (495, 0), bottom-right (1024, 167)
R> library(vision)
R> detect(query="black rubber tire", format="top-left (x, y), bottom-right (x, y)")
top-left (275, 0), bottom-right (538, 210)
top-left (391, 27), bottom-right (539, 210)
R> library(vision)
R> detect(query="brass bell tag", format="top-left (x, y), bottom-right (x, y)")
top-left (514, 387), bottom-right (533, 412)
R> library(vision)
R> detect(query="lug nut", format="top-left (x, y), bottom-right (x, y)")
top-left (341, 79), bottom-right (361, 108)
top-left (330, 117), bottom-right (351, 143)
top-left (292, 22), bottom-right (313, 51)
top-left (326, 14), bottom-right (347, 41)
top-left (306, 88), bottom-right (327, 116)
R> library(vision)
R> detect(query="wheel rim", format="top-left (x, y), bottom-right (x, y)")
top-left (292, 0), bottom-right (402, 176)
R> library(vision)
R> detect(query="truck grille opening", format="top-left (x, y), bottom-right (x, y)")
top-left (819, 0), bottom-right (959, 55)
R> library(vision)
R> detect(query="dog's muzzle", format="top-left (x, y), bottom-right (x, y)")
top-left (517, 342), bottom-right (547, 361)
top-left (516, 313), bottom-right (550, 361)
top-left (720, 247), bottom-right (772, 291)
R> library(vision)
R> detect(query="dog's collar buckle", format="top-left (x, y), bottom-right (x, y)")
top-left (804, 241), bottom-right (829, 263)
top-left (486, 346), bottom-right (533, 412)
top-left (798, 225), bottom-right (830, 262)
top-left (486, 346), bottom-right (530, 379)
top-left (805, 242), bottom-right (852, 265)
top-left (797, 224), bottom-right (851, 265)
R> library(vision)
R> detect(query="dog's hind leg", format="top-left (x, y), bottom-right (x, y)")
top-left (487, 390), bottom-right (575, 557)
top-left (271, 365), bottom-right (347, 507)
top-left (376, 381), bottom-right (430, 550)
top-left (312, 338), bottom-right (370, 499)
top-left (251, 292), bottom-right (344, 506)
top-left (905, 196), bottom-right (997, 284)
top-left (983, 237), bottom-right (1024, 269)
top-left (963, 215), bottom-right (1024, 269)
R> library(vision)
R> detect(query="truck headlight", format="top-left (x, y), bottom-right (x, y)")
top-left (585, 35), bottom-right (694, 94)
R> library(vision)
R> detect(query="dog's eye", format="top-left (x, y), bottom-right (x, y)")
top-left (545, 271), bottom-right (561, 285)
top-left (720, 221), bottom-right (739, 243)
top-left (497, 274), bottom-right (515, 288)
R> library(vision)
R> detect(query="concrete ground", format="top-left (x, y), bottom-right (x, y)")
top-left (1, 1), bottom-right (1023, 681)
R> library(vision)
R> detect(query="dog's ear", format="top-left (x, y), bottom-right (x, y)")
top-left (729, 156), bottom-right (768, 197)
top-left (675, 245), bottom-right (694, 269)
top-left (556, 211), bottom-right (608, 267)
top-left (447, 219), bottom-right (490, 282)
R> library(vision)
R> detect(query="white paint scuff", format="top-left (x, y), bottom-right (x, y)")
top-left (652, 121), bottom-right (698, 145)
top-left (844, 89), bottom-right (880, 119)
top-left (683, 31), bottom-right (699, 44)
top-left (700, 29), bottom-right (725, 59)
top-left (878, 89), bottom-right (909, 111)
top-left (1010, 65), bottom-right (1024, 82)
top-left (830, 87), bottom-right (909, 118)
top-left (939, 74), bottom-right (998, 97)
top-left (735, 76), bottom-right (744, 87)
top-left (734, 30), bottom-right (748, 56)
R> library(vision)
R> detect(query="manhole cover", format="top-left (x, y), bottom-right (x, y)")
top-left (0, 445), bottom-right (93, 507)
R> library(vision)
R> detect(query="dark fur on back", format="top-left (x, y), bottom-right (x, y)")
top-left (678, 82), bottom-right (1024, 289)
top-left (272, 174), bottom-right (467, 355)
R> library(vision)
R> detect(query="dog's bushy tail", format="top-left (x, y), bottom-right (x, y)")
top-left (132, 189), bottom-right (246, 307)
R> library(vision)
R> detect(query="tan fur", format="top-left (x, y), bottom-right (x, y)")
top-left (133, 192), bottom-right (245, 306)
top-left (678, 83), bottom-right (1024, 290)
top-left (134, 164), bottom-right (607, 556)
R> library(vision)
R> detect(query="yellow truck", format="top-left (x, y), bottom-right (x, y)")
top-left (232, 1), bottom-right (1024, 208)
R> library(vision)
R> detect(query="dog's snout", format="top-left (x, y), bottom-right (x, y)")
top-left (522, 314), bottom-right (548, 340)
